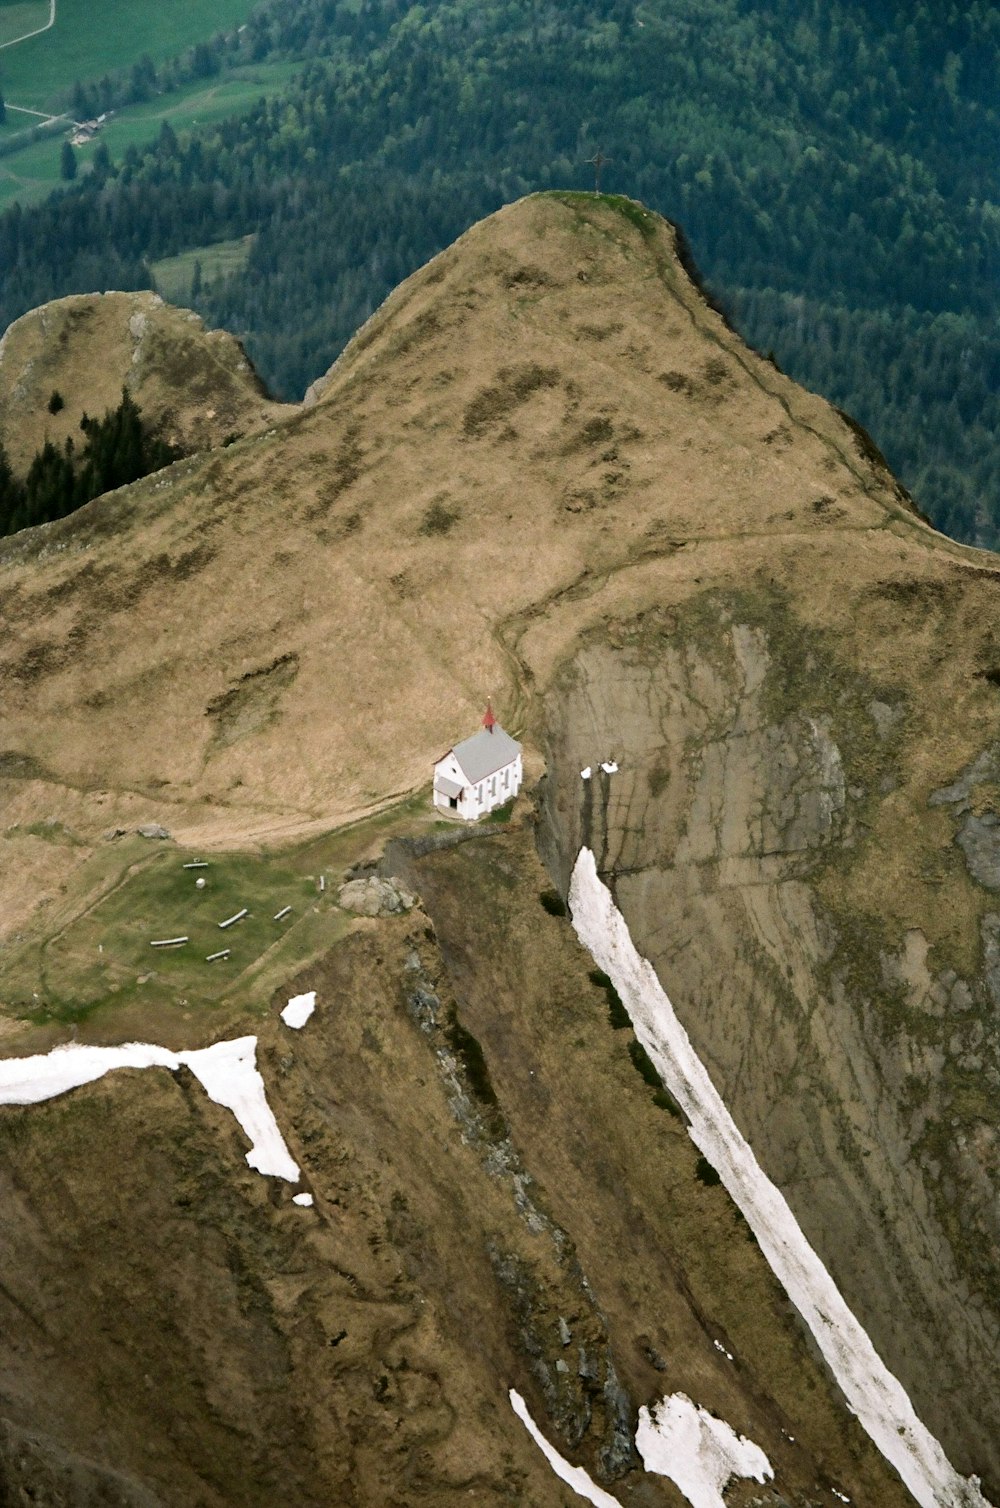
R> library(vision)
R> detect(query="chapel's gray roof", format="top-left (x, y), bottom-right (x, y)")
top-left (450, 725), bottom-right (521, 783)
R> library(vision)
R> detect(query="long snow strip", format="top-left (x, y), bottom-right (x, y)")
top-left (281, 991), bottom-right (316, 1029)
top-left (509, 1390), bottom-right (622, 1508)
top-left (636, 1393), bottom-right (772, 1508)
top-left (0, 1036), bottom-right (299, 1181)
top-left (568, 847), bottom-right (991, 1508)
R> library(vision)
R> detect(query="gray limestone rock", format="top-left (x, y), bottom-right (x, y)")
top-left (929, 743), bottom-right (1000, 811)
top-left (136, 823), bottom-right (171, 840)
top-left (337, 875), bottom-right (415, 917)
top-left (982, 914), bottom-right (1000, 1009)
top-left (956, 813), bottom-right (1000, 890)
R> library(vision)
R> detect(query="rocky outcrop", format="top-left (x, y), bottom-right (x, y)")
top-left (136, 823), bottom-right (171, 840)
top-left (337, 874), bottom-right (415, 916)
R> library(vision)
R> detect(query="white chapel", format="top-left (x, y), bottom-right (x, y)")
top-left (433, 704), bottom-right (522, 821)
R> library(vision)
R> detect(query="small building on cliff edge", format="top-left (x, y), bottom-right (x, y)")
top-left (433, 704), bottom-right (522, 821)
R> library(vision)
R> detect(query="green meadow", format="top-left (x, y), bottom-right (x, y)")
top-left (0, 2), bottom-right (50, 52)
top-left (0, 0), bottom-right (260, 113)
top-left (2, 838), bottom-right (345, 1024)
top-left (0, 788), bottom-right (446, 1030)
top-left (151, 234), bottom-right (255, 305)
top-left (0, 63), bottom-right (297, 212)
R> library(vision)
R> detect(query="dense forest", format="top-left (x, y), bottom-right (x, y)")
top-left (1, 0), bottom-right (1000, 544)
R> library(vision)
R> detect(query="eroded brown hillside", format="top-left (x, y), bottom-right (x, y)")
top-left (0, 821), bottom-right (917, 1508)
top-left (0, 193), bottom-right (998, 1504)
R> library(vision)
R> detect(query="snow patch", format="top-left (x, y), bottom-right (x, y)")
top-left (281, 990), bottom-right (316, 1029)
top-left (568, 848), bottom-right (993, 1508)
top-left (293, 1192), bottom-right (314, 1208)
top-left (581, 766), bottom-right (592, 781)
top-left (509, 1390), bottom-right (622, 1507)
top-left (636, 1393), bottom-right (771, 1508)
top-left (600, 760), bottom-right (619, 774)
top-left (0, 1036), bottom-right (299, 1182)
top-left (185, 1037), bottom-right (299, 1181)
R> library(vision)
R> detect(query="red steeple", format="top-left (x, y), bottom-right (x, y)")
top-left (483, 699), bottom-right (496, 733)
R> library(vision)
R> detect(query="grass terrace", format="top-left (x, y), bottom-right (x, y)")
top-left (1, 839), bottom-right (344, 1026)
top-left (0, 787), bottom-right (460, 1034)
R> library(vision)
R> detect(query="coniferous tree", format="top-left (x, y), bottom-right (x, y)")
top-left (92, 142), bottom-right (112, 180)
top-left (0, 440), bottom-right (25, 535)
top-left (0, 389), bottom-right (178, 538)
top-left (59, 141), bottom-right (77, 181)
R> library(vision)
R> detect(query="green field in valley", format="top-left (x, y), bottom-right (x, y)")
top-left (152, 233), bottom-right (255, 305)
top-left (0, 63), bottom-right (297, 212)
top-left (0, 1), bottom-right (50, 51)
top-left (0, 0), bottom-right (260, 112)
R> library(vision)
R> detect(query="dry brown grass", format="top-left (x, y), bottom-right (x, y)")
top-left (0, 191), bottom-right (986, 945)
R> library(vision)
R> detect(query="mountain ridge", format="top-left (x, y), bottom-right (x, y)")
top-left (0, 192), bottom-right (998, 1504)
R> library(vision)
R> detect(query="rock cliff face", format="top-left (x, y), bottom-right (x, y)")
top-left (1, 194), bottom-right (999, 1504)
top-left (538, 584), bottom-right (1000, 1489)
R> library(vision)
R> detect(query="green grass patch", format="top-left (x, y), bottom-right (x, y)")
top-left (285, 787), bottom-right (436, 876)
top-left (0, 790), bottom-right (444, 1029)
top-left (0, 110), bottom-right (29, 138)
top-left (485, 798), bottom-right (515, 825)
top-left (96, 64), bottom-right (298, 152)
top-left (0, 0), bottom-right (261, 114)
top-left (0, 64), bottom-right (297, 213)
top-left (0, 1), bottom-right (49, 50)
top-left (152, 233), bottom-right (254, 305)
top-left (8, 844), bottom-right (331, 1021)
top-left (0, 127), bottom-right (65, 211)
top-left (13, 818), bottom-right (83, 846)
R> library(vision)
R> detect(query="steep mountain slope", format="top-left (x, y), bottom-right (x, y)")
top-left (0, 291), bottom-right (288, 471)
top-left (0, 193), bottom-right (997, 1504)
top-left (0, 192), bottom-right (924, 910)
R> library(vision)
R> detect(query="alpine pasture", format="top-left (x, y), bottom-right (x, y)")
top-left (0, 0), bottom-right (259, 113)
